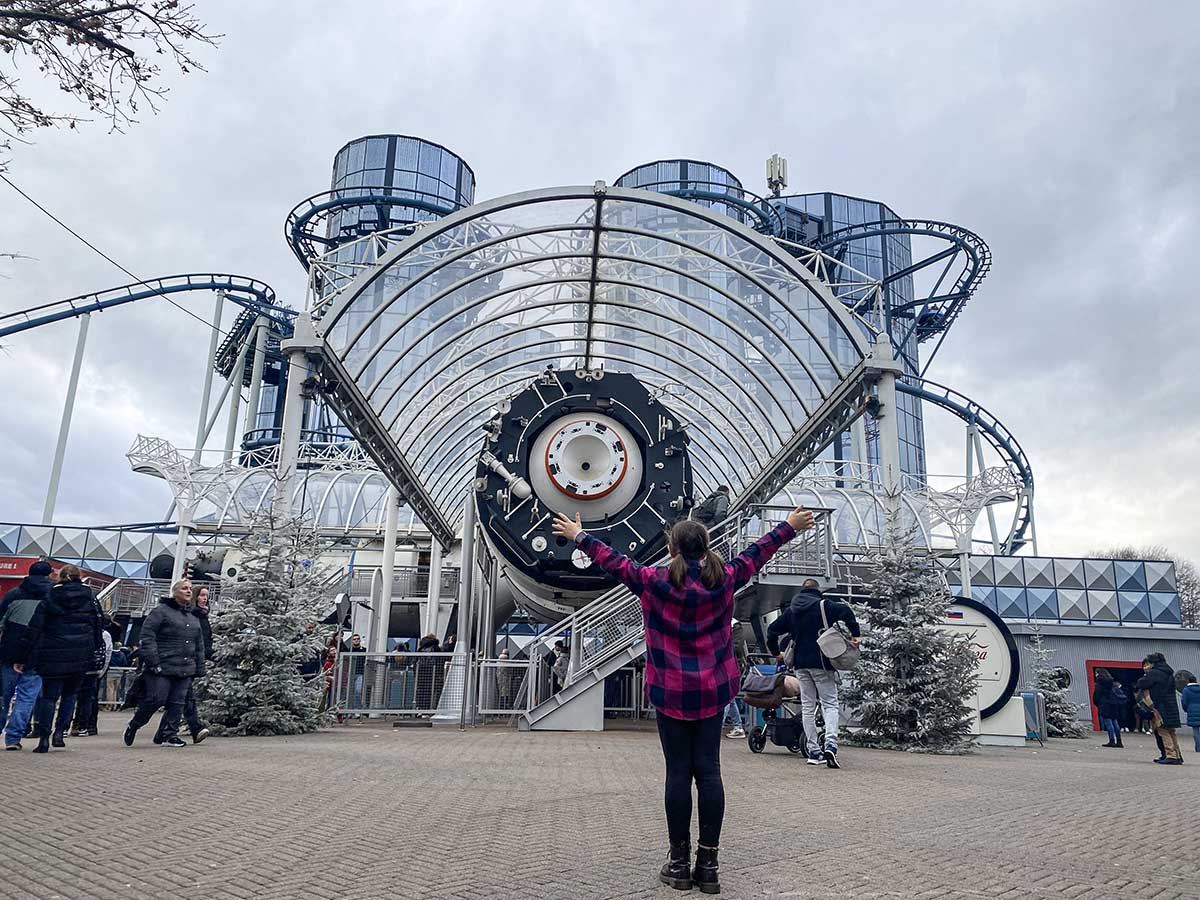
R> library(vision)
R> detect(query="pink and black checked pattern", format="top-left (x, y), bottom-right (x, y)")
top-left (577, 521), bottom-right (796, 720)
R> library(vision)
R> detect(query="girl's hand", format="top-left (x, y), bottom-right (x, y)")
top-left (787, 506), bottom-right (815, 532)
top-left (552, 512), bottom-right (584, 542)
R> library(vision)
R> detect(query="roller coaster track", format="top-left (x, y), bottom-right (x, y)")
top-left (897, 377), bottom-right (1033, 553)
top-left (285, 188), bottom-right (462, 270)
top-left (0, 273), bottom-right (293, 340)
top-left (815, 219), bottom-right (992, 350)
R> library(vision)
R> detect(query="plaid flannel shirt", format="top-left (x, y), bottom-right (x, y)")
top-left (577, 521), bottom-right (796, 721)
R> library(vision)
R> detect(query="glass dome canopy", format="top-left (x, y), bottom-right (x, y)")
top-left (312, 184), bottom-right (875, 534)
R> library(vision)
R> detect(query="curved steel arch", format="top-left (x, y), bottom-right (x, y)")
top-left (896, 378), bottom-right (1034, 552)
top-left (0, 273), bottom-right (291, 340)
top-left (313, 185), bottom-right (873, 537)
top-left (815, 218), bottom-right (991, 350)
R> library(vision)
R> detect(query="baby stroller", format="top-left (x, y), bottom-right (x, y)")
top-left (739, 654), bottom-right (823, 755)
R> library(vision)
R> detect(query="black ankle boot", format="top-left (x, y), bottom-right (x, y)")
top-left (32, 735), bottom-right (50, 754)
top-left (1115, 738), bottom-right (1124, 747)
top-left (51, 732), bottom-right (66, 748)
top-left (659, 840), bottom-right (692, 891)
top-left (693, 845), bottom-right (720, 894)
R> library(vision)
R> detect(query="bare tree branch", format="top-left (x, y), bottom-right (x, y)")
top-left (0, 1), bottom-right (220, 167)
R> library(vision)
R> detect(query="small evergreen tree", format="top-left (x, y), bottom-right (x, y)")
top-left (200, 515), bottom-right (331, 735)
top-left (843, 514), bottom-right (979, 752)
top-left (1026, 624), bottom-right (1087, 738)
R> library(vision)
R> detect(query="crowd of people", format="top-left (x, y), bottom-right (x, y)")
top-left (1092, 655), bottom-right (1197, 765)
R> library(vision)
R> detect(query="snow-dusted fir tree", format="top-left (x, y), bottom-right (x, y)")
top-left (200, 514), bottom-right (331, 735)
top-left (1026, 624), bottom-right (1087, 738)
top-left (843, 512), bottom-right (979, 752)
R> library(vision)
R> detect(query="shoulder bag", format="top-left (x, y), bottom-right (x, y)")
top-left (816, 599), bottom-right (860, 671)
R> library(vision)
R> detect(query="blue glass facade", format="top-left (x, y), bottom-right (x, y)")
top-left (326, 134), bottom-right (475, 243)
top-left (615, 160), bottom-right (780, 234)
top-left (771, 193), bottom-right (926, 479)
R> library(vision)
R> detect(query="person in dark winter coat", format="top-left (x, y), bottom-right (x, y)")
top-left (1092, 668), bottom-right (1124, 748)
top-left (1135, 653), bottom-right (1182, 765)
top-left (692, 485), bottom-right (731, 527)
top-left (153, 584), bottom-right (213, 745)
top-left (124, 580), bottom-right (206, 748)
top-left (1177, 670), bottom-right (1200, 753)
top-left (30, 565), bottom-right (102, 753)
top-left (766, 579), bottom-right (860, 768)
top-left (0, 560), bottom-right (53, 750)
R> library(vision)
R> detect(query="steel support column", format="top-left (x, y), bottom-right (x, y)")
top-left (375, 486), bottom-right (401, 653)
top-left (872, 335), bottom-right (903, 518)
top-left (274, 317), bottom-right (317, 520)
top-left (424, 544), bottom-right (444, 636)
top-left (171, 506), bottom-right (193, 583)
top-left (223, 327), bottom-right (253, 461)
top-left (193, 292), bottom-right (224, 463)
top-left (243, 316), bottom-right (269, 437)
top-left (43, 313), bottom-right (90, 524)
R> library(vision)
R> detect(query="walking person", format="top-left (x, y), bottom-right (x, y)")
top-left (0, 560), bottom-right (52, 750)
top-left (70, 617), bottom-right (113, 736)
top-left (153, 584), bottom-right (213, 745)
top-left (1177, 670), bottom-right (1200, 753)
top-left (30, 565), bottom-right (103, 753)
top-left (723, 619), bottom-right (748, 739)
top-left (554, 504), bottom-right (814, 894)
top-left (765, 578), bottom-right (860, 769)
top-left (1136, 653), bottom-right (1183, 765)
top-left (1092, 668), bottom-right (1124, 749)
top-left (123, 580), bottom-right (206, 749)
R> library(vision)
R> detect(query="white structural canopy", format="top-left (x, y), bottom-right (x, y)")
top-left (312, 184), bottom-right (875, 531)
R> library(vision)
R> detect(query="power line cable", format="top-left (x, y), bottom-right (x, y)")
top-left (1, 171), bottom-right (235, 339)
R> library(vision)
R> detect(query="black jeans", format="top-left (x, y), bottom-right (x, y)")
top-left (128, 673), bottom-right (192, 740)
top-left (72, 674), bottom-right (101, 732)
top-left (154, 683), bottom-right (202, 740)
top-left (34, 672), bottom-right (84, 738)
top-left (656, 712), bottom-right (725, 847)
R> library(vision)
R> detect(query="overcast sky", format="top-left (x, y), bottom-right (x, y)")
top-left (1, 0), bottom-right (1197, 561)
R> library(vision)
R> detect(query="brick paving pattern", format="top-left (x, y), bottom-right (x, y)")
top-left (1, 713), bottom-right (1196, 899)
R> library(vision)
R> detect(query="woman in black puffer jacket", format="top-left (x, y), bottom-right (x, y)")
top-left (124, 580), bottom-right (206, 748)
top-left (32, 565), bottom-right (102, 753)
top-left (1136, 653), bottom-right (1183, 765)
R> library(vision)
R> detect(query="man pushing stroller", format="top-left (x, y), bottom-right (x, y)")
top-left (766, 579), bottom-right (860, 768)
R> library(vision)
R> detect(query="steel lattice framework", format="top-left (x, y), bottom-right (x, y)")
top-left (309, 185), bottom-right (886, 543)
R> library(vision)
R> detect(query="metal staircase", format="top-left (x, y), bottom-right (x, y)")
top-left (518, 506), bottom-right (833, 731)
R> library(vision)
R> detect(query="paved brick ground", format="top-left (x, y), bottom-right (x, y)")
top-left (1, 713), bottom-right (1195, 899)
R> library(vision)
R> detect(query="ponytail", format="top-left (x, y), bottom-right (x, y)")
top-left (665, 519), bottom-right (726, 590)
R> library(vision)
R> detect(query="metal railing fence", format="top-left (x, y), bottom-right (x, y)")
top-left (476, 659), bottom-right (530, 716)
top-left (328, 651), bottom-right (464, 716)
top-left (99, 666), bottom-right (139, 709)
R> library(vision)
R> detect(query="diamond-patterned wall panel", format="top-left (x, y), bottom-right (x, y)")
top-left (1057, 588), bottom-right (1089, 620)
top-left (151, 534), bottom-right (174, 559)
top-left (1053, 558), bottom-right (1086, 590)
top-left (992, 556), bottom-right (1025, 588)
top-left (1118, 591), bottom-right (1150, 624)
top-left (1084, 560), bottom-right (1116, 591)
top-left (0, 525), bottom-right (20, 555)
top-left (944, 565), bottom-right (962, 586)
top-left (84, 558), bottom-right (116, 577)
top-left (1027, 588), bottom-right (1058, 620)
top-left (1088, 590), bottom-right (1120, 622)
top-left (118, 532), bottom-right (154, 562)
top-left (996, 586), bottom-right (1027, 619)
top-left (115, 560), bottom-right (149, 579)
top-left (971, 586), bottom-right (997, 612)
top-left (51, 528), bottom-right (88, 559)
top-left (1148, 592), bottom-right (1181, 625)
top-left (1023, 557), bottom-right (1055, 588)
top-left (1114, 560), bottom-right (1147, 591)
top-left (970, 556), bottom-right (995, 586)
top-left (85, 530), bottom-right (122, 561)
top-left (1144, 561), bottom-right (1176, 593)
top-left (17, 526), bottom-right (54, 557)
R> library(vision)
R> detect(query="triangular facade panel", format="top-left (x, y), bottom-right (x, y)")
top-left (1113, 560), bottom-right (1146, 591)
top-left (1056, 589), bottom-right (1089, 620)
top-left (1024, 557), bottom-right (1055, 588)
top-left (1117, 591), bottom-right (1150, 624)
top-left (1144, 561), bottom-right (1176, 593)
top-left (1084, 559), bottom-right (1116, 591)
top-left (17, 526), bottom-right (54, 557)
top-left (1088, 590), bottom-right (1119, 621)
top-left (1053, 558), bottom-right (1086, 590)
top-left (1148, 592), bottom-right (1181, 625)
